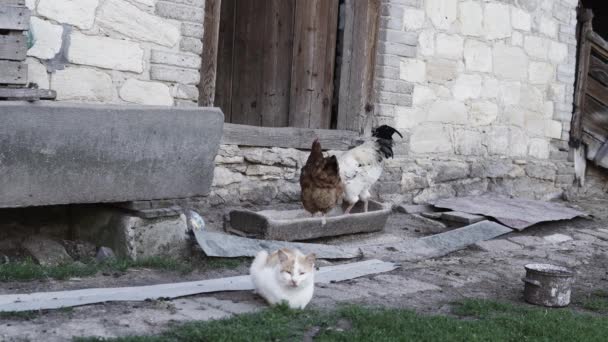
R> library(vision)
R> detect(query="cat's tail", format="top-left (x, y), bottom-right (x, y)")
top-left (250, 250), bottom-right (269, 273)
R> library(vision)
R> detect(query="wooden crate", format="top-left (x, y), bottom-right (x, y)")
top-left (0, 1), bottom-right (55, 100)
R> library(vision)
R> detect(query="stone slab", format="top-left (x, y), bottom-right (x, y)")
top-left (475, 239), bottom-right (523, 252)
top-left (440, 211), bottom-right (486, 224)
top-left (193, 229), bottom-right (361, 259)
top-left (229, 201), bottom-right (391, 241)
top-left (0, 102), bottom-right (224, 208)
top-left (543, 234), bottom-right (573, 244)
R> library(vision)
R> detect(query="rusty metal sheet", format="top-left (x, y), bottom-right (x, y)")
top-left (432, 196), bottom-right (587, 230)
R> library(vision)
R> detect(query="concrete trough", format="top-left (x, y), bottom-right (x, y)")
top-left (228, 201), bottom-right (391, 241)
top-left (0, 101), bottom-right (224, 208)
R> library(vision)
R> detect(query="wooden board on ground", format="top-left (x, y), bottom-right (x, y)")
top-left (0, 259), bottom-right (398, 312)
top-left (432, 196), bottom-right (587, 230)
top-left (229, 200), bottom-right (390, 241)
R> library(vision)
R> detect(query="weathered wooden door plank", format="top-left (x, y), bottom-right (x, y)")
top-left (260, 0), bottom-right (294, 127)
top-left (289, 0), bottom-right (339, 129)
top-left (230, 0), bottom-right (266, 126)
top-left (214, 0), bottom-right (235, 120)
top-left (0, 5), bottom-right (30, 30)
top-left (199, 0), bottom-right (222, 107)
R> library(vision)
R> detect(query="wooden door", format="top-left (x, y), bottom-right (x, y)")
top-left (215, 0), bottom-right (339, 129)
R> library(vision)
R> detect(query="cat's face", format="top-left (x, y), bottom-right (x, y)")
top-left (277, 249), bottom-right (316, 288)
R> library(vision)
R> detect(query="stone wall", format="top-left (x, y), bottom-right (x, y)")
top-left (25, 0), bottom-right (204, 107)
top-left (375, 0), bottom-right (578, 160)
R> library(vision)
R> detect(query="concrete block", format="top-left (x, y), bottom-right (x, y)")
top-left (151, 50), bottom-right (201, 69)
top-left (150, 65), bottom-right (200, 84)
top-left (155, 1), bottom-right (204, 22)
top-left (180, 37), bottom-right (203, 54)
top-left (182, 23), bottom-right (204, 38)
top-left (0, 102), bottom-right (223, 207)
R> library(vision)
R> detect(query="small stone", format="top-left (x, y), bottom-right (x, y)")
top-left (543, 234), bottom-right (573, 244)
top-left (410, 124), bottom-right (453, 154)
top-left (470, 101), bottom-right (498, 126)
top-left (459, 1), bottom-right (483, 36)
top-left (151, 50), bottom-right (201, 69)
top-left (212, 167), bottom-right (244, 186)
top-left (421, 212), bottom-right (443, 219)
top-left (464, 40), bottom-right (492, 72)
top-left (493, 44), bottom-right (528, 80)
top-left (150, 65), bottom-right (200, 85)
top-left (97, 0), bottom-right (180, 47)
top-left (120, 79), bottom-right (173, 106)
top-left (68, 33), bottom-right (144, 73)
top-left (37, 0), bottom-right (99, 30)
top-left (428, 100), bottom-right (468, 124)
top-left (436, 33), bottom-right (463, 60)
top-left (403, 8), bottom-right (425, 31)
top-left (452, 74), bottom-right (482, 101)
top-left (408, 214), bottom-right (449, 234)
top-left (508, 236), bottom-right (547, 247)
top-left (400, 59), bottom-right (426, 83)
top-left (529, 62), bottom-right (554, 84)
top-left (96, 246), bottom-right (116, 262)
top-left (27, 17), bottom-right (63, 60)
top-left (52, 67), bottom-right (114, 102)
top-left (426, 0), bottom-right (458, 30)
top-left (511, 7), bottom-right (532, 31)
top-left (21, 236), bottom-right (73, 266)
top-left (484, 3), bottom-right (512, 40)
top-left (426, 59), bottom-right (459, 82)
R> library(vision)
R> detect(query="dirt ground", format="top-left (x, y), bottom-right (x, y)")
top-left (1, 198), bottom-right (607, 341)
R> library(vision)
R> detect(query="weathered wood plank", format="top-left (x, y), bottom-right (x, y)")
top-left (0, 5), bottom-right (30, 30)
top-left (214, 0), bottom-right (235, 120)
top-left (0, 60), bottom-right (27, 85)
top-left (0, 32), bottom-right (27, 61)
top-left (589, 54), bottom-right (608, 86)
top-left (587, 75), bottom-right (608, 105)
top-left (230, 0), bottom-right (265, 126)
top-left (582, 95), bottom-right (608, 140)
top-left (337, 0), bottom-right (380, 133)
top-left (221, 123), bottom-right (360, 150)
top-left (571, 9), bottom-right (594, 148)
top-left (0, 88), bottom-right (56, 100)
top-left (199, 0), bottom-right (222, 107)
top-left (289, 0), bottom-right (339, 129)
top-left (260, 0), bottom-right (294, 127)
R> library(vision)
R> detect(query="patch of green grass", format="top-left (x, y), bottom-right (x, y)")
top-left (76, 299), bottom-right (608, 342)
top-left (0, 307), bottom-right (73, 320)
top-left (581, 290), bottom-right (608, 313)
top-left (199, 257), bottom-right (248, 270)
top-left (0, 257), bottom-right (194, 282)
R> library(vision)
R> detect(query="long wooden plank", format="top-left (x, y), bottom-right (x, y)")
top-left (259, 0), bottom-right (294, 127)
top-left (571, 9), bottom-right (594, 147)
top-left (586, 76), bottom-right (608, 106)
top-left (589, 54), bottom-right (608, 86)
top-left (230, 0), bottom-right (265, 126)
top-left (582, 95), bottom-right (608, 140)
top-left (0, 88), bottom-right (56, 100)
top-left (199, 0), bottom-right (222, 106)
top-left (0, 32), bottom-right (27, 61)
top-left (0, 260), bottom-right (397, 312)
top-left (0, 5), bottom-right (30, 30)
top-left (337, 0), bottom-right (380, 133)
top-left (0, 60), bottom-right (27, 85)
top-left (214, 0), bottom-right (235, 120)
top-left (222, 123), bottom-right (360, 150)
top-left (289, 0), bottom-right (339, 129)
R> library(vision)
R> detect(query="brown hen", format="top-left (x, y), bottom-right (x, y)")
top-left (299, 139), bottom-right (343, 225)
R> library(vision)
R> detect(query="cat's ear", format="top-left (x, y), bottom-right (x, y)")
top-left (278, 249), bottom-right (290, 262)
top-left (305, 253), bottom-right (316, 264)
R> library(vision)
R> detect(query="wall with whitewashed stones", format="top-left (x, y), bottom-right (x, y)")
top-left (374, 0), bottom-right (578, 160)
top-left (24, 0), bottom-right (203, 107)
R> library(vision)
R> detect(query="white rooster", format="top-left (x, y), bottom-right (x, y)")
top-left (338, 125), bottom-right (402, 214)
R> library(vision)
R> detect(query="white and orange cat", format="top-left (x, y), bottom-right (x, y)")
top-left (249, 248), bottom-right (316, 309)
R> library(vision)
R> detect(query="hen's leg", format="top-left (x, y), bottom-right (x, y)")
top-left (343, 202), bottom-right (356, 215)
top-left (363, 200), bottom-right (369, 213)
top-left (321, 214), bottom-right (327, 226)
